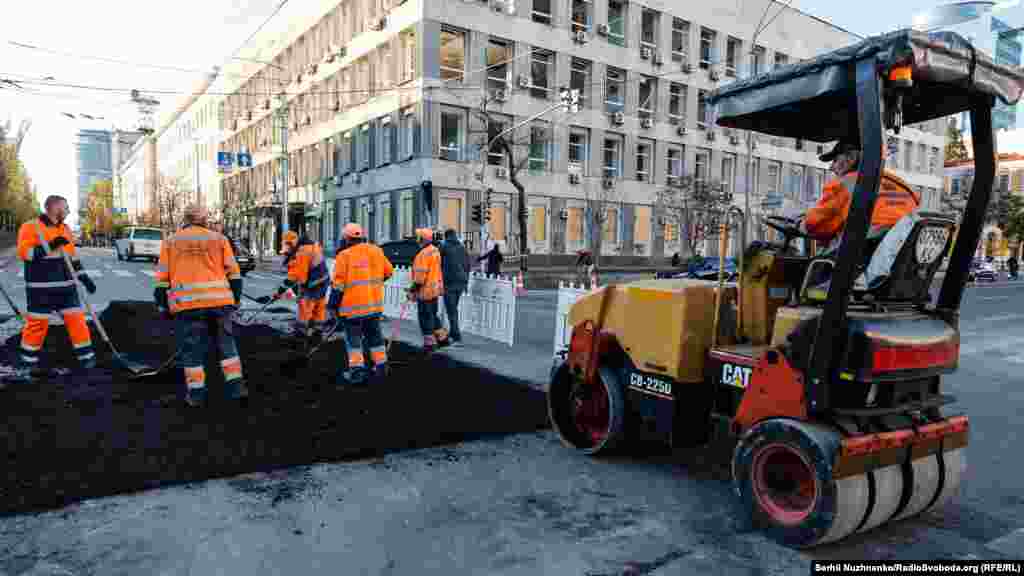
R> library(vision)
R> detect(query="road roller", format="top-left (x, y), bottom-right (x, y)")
top-left (547, 29), bottom-right (1024, 548)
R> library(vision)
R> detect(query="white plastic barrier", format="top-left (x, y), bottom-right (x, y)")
top-left (382, 267), bottom-right (517, 346)
top-left (553, 280), bottom-right (598, 355)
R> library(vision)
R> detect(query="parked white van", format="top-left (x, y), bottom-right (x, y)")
top-left (115, 226), bottom-right (163, 262)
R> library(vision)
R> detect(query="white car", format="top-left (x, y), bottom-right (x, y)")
top-left (115, 226), bottom-right (163, 262)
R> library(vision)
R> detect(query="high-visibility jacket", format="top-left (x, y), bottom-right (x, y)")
top-left (411, 243), bottom-right (443, 301)
top-left (804, 170), bottom-right (920, 244)
top-left (284, 240), bottom-right (330, 299)
top-left (154, 225), bottom-right (241, 314)
top-left (17, 215), bottom-right (81, 312)
top-left (333, 241), bottom-right (394, 318)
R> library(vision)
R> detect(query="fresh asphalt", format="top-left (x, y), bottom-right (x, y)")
top-left (1, 248), bottom-right (1023, 574)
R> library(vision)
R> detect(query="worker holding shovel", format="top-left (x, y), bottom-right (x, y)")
top-left (255, 230), bottom-right (329, 348)
top-left (4, 195), bottom-right (98, 384)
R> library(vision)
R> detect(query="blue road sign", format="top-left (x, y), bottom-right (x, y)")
top-left (217, 151), bottom-right (234, 173)
top-left (237, 152), bottom-right (252, 168)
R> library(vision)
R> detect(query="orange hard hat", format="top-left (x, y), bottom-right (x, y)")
top-left (283, 230), bottom-right (298, 244)
top-left (343, 223), bottom-right (363, 239)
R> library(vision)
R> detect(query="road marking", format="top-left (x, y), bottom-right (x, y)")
top-left (975, 296), bottom-right (1010, 301)
top-left (86, 270), bottom-right (102, 277)
top-left (112, 270), bottom-right (134, 278)
top-left (959, 335), bottom-right (1024, 356)
top-left (986, 527), bottom-right (1024, 557)
top-left (16, 271), bottom-right (23, 278)
top-left (139, 270), bottom-right (156, 277)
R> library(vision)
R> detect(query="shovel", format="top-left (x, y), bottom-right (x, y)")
top-left (279, 317), bottom-right (345, 376)
top-left (59, 250), bottom-right (154, 376)
top-left (0, 281), bottom-right (24, 323)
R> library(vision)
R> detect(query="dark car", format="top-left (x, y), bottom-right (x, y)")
top-left (378, 238), bottom-right (421, 268)
top-left (657, 256), bottom-right (738, 281)
top-left (227, 237), bottom-right (256, 277)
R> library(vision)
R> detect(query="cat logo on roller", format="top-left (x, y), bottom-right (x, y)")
top-left (722, 363), bottom-right (752, 389)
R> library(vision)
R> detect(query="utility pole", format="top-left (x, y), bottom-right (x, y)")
top-left (275, 91), bottom-right (290, 241)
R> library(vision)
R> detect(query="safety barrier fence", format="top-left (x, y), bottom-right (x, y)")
top-left (553, 280), bottom-right (599, 355)
top-left (383, 267), bottom-right (518, 346)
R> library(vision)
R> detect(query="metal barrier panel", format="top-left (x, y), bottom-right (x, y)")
top-left (382, 268), bottom-right (517, 346)
top-left (553, 280), bottom-right (597, 355)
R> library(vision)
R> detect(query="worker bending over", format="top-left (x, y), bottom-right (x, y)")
top-left (328, 223), bottom-right (393, 386)
top-left (262, 230), bottom-right (330, 346)
top-left (154, 204), bottom-right (247, 407)
top-left (408, 228), bottom-right (450, 355)
top-left (7, 195), bottom-right (98, 384)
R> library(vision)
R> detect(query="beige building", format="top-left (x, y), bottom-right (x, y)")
top-left (214, 0), bottom-right (946, 261)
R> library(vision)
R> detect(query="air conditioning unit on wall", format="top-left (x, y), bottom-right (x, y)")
top-left (569, 172), bottom-right (581, 184)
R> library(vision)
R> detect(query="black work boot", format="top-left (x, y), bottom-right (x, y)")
top-left (225, 378), bottom-right (249, 401)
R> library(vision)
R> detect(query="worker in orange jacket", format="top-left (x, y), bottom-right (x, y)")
top-left (5, 195), bottom-right (98, 384)
top-left (260, 230), bottom-right (330, 345)
top-left (798, 138), bottom-right (920, 252)
top-left (408, 227), bottom-right (449, 355)
top-left (328, 223), bottom-right (394, 386)
top-left (154, 204), bottom-right (247, 407)
top-left (796, 138), bottom-right (920, 293)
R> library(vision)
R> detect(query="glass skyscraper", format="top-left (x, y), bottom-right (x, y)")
top-left (76, 129), bottom-right (112, 219)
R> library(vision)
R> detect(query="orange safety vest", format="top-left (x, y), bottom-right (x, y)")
top-left (17, 216), bottom-right (81, 310)
top-left (411, 244), bottom-right (443, 301)
top-left (154, 225), bottom-right (242, 314)
top-left (804, 170), bottom-right (921, 243)
top-left (332, 241), bottom-right (394, 318)
top-left (287, 242), bottom-right (330, 297)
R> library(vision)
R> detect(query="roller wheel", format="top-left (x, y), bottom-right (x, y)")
top-left (832, 418), bottom-right (905, 535)
top-left (547, 362), bottom-right (626, 455)
top-left (925, 447), bottom-right (965, 514)
top-left (733, 418), bottom-right (870, 548)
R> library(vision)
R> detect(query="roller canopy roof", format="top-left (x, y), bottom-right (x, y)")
top-left (706, 29), bottom-right (1024, 142)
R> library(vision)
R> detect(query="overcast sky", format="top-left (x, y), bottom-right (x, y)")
top-left (0, 0), bottom-right (983, 228)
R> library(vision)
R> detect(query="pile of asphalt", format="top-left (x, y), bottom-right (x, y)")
top-left (0, 301), bottom-right (548, 517)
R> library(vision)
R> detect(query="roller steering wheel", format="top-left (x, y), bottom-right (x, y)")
top-left (763, 215), bottom-right (809, 253)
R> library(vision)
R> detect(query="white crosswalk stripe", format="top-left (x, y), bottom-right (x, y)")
top-left (140, 270), bottom-right (156, 277)
top-left (86, 269), bottom-right (103, 277)
top-left (112, 270), bottom-right (134, 278)
top-left (16, 271), bottom-right (23, 278)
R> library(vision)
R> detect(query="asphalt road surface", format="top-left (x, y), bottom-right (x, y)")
top-left (1, 248), bottom-right (1023, 574)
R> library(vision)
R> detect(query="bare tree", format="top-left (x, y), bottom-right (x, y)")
top-left (155, 175), bottom-right (188, 233)
top-left (657, 174), bottom-right (734, 260)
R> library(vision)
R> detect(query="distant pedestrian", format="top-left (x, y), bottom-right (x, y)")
top-left (1009, 256), bottom-right (1018, 280)
top-left (440, 229), bottom-right (470, 347)
top-left (671, 252), bottom-right (681, 267)
top-left (479, 243), bottom-right (503, 276)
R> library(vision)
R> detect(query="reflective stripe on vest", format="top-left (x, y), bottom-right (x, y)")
top-left (32, 221), bottom-right (69, 261)
top-left (169, 291), bottom-right (234, 305)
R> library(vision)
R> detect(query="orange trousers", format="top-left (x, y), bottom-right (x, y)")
top-left (298, 297), bottom-right (327, 324)
top-left (19, 308), bottom-right (95, 368)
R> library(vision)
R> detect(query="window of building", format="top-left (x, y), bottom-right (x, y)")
top-left (377, 197), bottom-right (392, 242)
top-left (491, 202), bottom-right (507, 242)
top-left (667, 146), bottom-right (683, 178)
top-left (700, 28), bottom-right (716, 69)
top-left (570, 58), bottom-right (591, 109)
top-left (356, 58), bottom-right (370, 103)
top-left (440, 196), bottom-right (463, 235)
top-left (608, 0), bottom-right (626, 46)
top-left (726, 37), bottom-right (741, 77)
top-left (918, 143), bottom-right (927, 173)
top-left (439, 27), bottom-right (465, 81)
top-left (669, 83), bottom-right (686, 121)
top-left (401, 108), bottom-right (417, 159)
top-left (751, 45), bottom-right (765, 76)
top-left (531, 204), bottom-right (547, 242)
top-left (636, 139), bottom-right (652, 182)
top-left (487, 117), bottom-right (509, 166)
top-left (774, 52), bottom-right (789, 68)
top-left (603, 205), bottom-right (620, 244)
top-left (377, 44), bottom-right (392, 91)
top-left (440, 110), bottom-right (463, 161)
top-left (359, 123), bottom-right (371, 170)
top-left (697, 90), bottom-right (709, 129)
top-left (529, 123), bottom-right (550, 172)
top-left (605, 67), bottom-right (625, 114)
top-left (788, 165), bottom-right (803, 199)
top-left (767, 161), bottom-right (781, 201)
top-left (695, 148), bottom-right (709, 183)
top-left (641, 9), bottom-right (658, 49)
top-left (722, 153), bottom-right (736, 196)
top-left (380, 116), bottom-right (393, 165)
top-left (569, 128), bottom-right (589, 174)
top-left (532, 0), bottom-right (552, 24)
top-left (1000, 172), bottom-right (1011, 192)
top-left (486, 38), bottom-right (511, 91)
top-left (400, 29), bottom-right (417, 83)
top-left (634, 205), bottom-right (651, 246)
top-left (904, 140), bottom-right (912, 171)
top-left (400, 190), bottom-right (414, 238)
top-left (672, 18), bottom-right (690, 61)
top-left (603, 134), bottom-right (623, 178)
top-left (638, 76), bottom-right (656, 116)
top-left (531, 48), bottom-right (553, 99)
top-left (566, 206), bottom-right (584, 245)
top-left (571, 0), bottom-right (591, 32)
top-left (931, 147), bottom-right (940, 175)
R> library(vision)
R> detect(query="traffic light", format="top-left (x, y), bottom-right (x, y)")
top-left (485, 188), bottom-right (493, 222)
top-left (472, 203), bottom-right (483, 224)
